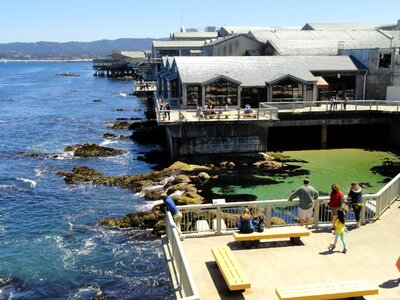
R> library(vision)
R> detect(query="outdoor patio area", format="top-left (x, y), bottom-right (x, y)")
top-left (180, 200), bottom-right (400, 299)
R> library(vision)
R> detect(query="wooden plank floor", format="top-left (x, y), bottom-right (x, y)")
top-left (181, 200), bottom-right (400, 300)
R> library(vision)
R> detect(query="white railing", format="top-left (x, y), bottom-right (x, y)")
top-left (260, 100), bottom-right (400, 113)
top-left (155, 106), bottom-right (279, 123)
top-left (175, 173), bottom-right (400, 235)
top-left (164, 211), bottom-right (199, 300)
top-left (165, 174), bottom-right (399, 299)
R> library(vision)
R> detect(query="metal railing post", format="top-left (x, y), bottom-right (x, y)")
top-left (266, 203), bottom-right (272, 228)
top-left (313, 199), bottom-right (320, 227)
top-left (216, 206), bottom-right (222, 235)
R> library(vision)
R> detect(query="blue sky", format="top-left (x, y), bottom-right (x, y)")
top-left (1, 0), bottom-right (399, 43)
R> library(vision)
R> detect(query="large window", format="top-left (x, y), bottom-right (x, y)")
top-left (186, 85), bottom-right (201, 106)
top-left (272, 79), bottom-right (303, 102)
top-left (170, 79), bottom-right (179, 98)
top-left (379, 53), bottom-right (391, 68)
top-left (205, 79), bottom-right (238, 106)
top-left (241, 87), bottom-right (266, 108)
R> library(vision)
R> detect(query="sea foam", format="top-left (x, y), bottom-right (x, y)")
top-left (16, 177), bottom-right (37, 188)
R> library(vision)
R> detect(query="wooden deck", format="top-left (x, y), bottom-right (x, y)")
top-left (181, 200), bottom-right (400, 299)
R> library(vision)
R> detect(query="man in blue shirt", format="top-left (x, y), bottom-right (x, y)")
top-left (161, 192), bottom-right (183, 239)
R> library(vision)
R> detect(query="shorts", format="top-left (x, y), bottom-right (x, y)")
top-left (298, 207), bottom-right (313, 220)
top-left (330, 206), bottom-right (340, 216)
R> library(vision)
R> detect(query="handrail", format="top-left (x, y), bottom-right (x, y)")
top-left (176, 173), bottom-right (400, 233)
top-left (165, 211), bottom-right (199, 300)
top-left (165, 173), bottom-right (399, 298)
top-left (260, 100), bottom-right (400, 114)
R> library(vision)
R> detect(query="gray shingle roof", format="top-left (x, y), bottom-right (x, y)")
top-left (153, 40), bottom-right (205, 48)
top-left (302, 23), bottom-right (388, 31)
top-left (221, 26), bottom-right (298, 35)
top-left (250, 30), bottom-right (395, 55)
top-left (172, 56), bottom-right (358, 86)
top-left (171, 32), bottom-right (218, 39)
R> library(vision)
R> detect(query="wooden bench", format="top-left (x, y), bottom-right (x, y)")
top-left (233, 226), bottom-right (310, 248)
top-left (275, 279), bottom-right (378, 300)
top-left (211, 246), bottom-right (251, 291)
top-left (240, 113), bottom-right (257, 118)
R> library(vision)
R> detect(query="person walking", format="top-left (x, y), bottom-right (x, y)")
top-left (161, 192), bottom-right (183, 240)
top-left (288, 178), bottom-right (319, 228)
top-left (328, 209), bottom-right (347, 254)
top-left (328, 184), bottom-right (344, 230)
top-left (347, 182), bottom-right (363, 228)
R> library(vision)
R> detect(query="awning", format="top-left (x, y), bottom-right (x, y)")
top-left (316, 76), bottom-right (329, 88)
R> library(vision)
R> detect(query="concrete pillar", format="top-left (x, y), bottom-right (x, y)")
top-left (321, 124), bottom-right (327, 149)
top-left (302, 83), bottom-right (307, 101)
top-left (237, 86), bottom-right (242, 107)
top-left (201, 86), bottom-right (206, 107)
top-left (182, 84), bottom-right (187, 106)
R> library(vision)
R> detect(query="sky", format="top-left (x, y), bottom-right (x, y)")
top-left (0, 0), bottom-right (399, 43)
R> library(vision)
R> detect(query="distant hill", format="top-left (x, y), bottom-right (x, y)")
top-left (0, 38), bottom-right (155, 60)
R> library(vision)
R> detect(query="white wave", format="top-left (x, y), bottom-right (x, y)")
top-left (116, 92), bottom-right (127, 97)
top-left (170, 190), bottom-right (185, 196)
top-left (99, 139), bottom-right (117, 146)
top-left (16, 177), bottom-right (36, 188)
top-left (159, 175), bottom-right (175, 185)
top-left (0, 226), bottom-right (6, 233)
top-left (70, 284), bottom-right (102, 300)
top-left (0, 184), bottom-right (14, 189)
top-left (142, 184), bottom-right (164, 191)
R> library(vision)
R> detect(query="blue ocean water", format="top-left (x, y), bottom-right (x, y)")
top-left (0, 62), bottom-right (174, 299)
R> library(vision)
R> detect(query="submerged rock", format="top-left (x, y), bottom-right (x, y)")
top-left (67, 143), bottom-right (126, 157)
top-left (57, 166), bottom-right (103, 184)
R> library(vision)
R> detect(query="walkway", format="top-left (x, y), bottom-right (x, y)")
top-left (181, 200), bottom-right (400, 299)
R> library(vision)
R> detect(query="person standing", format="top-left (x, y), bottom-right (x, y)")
top-left (347, 182), bottom-right (363, 228)
top-left (288, 178), bottom-right (319, 228)
top-left (328, 209), bottom-right (347, 254)
top-left (161, 192), bottom-right (183, 239)
top-left (328, 184), bottom-right (344, 230)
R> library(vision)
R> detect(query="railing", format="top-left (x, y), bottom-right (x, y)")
top-left (260, 100), bottom-right (400, 114)
top-left (155, 106), bottom-right (279, 123)
top-left (176, 173), bottom-right (400, 235)
top-left (165, 211), bottom-right (199, 300)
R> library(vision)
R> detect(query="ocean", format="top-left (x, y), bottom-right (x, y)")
top-left (0, 62), bottom-right (174, 299)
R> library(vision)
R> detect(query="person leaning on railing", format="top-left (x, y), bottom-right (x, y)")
top-left (161, 192), bottom-right (184, 240)
top-left (347, 182), bottom-right (363, 228)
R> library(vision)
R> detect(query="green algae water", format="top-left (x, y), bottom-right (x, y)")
top-left (213, 149), bottom-right (400, 200)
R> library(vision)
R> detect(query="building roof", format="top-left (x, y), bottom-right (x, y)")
top-left (302, 23), bottom-right (390, 31)
top-left (220, 26), bottom-right (298, 35)
top-left (250, 30), bottom-right (395, 55)
top-left (153, 40), bottom-right (205, 48)
top-left (172, 56), bottom-right (359, 86)
top-left (170, 32), bottom-right (218, 40)
top-left (120, 51), bottom-right (146, 59)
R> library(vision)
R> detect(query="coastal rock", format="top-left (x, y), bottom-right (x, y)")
top-left (103, 133), bottom-right (118, 139)
top-left (72, 143), bottom-right (126, 157)
top-left (253, 160), bottom-right (285, 169)
top-left (271, 217), bottom-right (286, 225)
top-left (56, 73), bottom-right (79, 77)
top-left (109, 121), bottom-right (130, 130)
top-left (57, 166), bottom-right (103, 184)
top-left (143, 188), bottom-right (164, 200)
top-left (99, 205), bottom-right (164, 236)
top-left (93, 99), bottom-right (102, 103)
top-left (196, 172), bottom-right (211, 183)
top-left (172, 174), bottom-right (191, 184)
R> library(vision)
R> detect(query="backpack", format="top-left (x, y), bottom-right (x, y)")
top-left (253, 217), bottom-right (265, 232)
